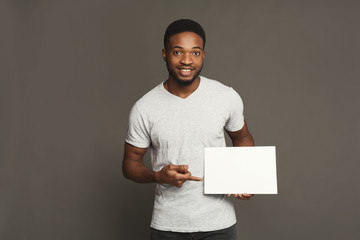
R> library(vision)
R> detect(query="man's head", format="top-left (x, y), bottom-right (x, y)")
top-left (164, 19), bottom-right (206, 50)
top-left (163, 19), bottom-right (206, 86)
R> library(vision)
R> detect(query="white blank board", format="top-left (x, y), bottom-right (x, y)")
top-left (204, 146), bottom-right (277, 194)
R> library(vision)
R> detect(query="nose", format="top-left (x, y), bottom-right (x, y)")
top-left (180, 53), bottom-right (193, 65)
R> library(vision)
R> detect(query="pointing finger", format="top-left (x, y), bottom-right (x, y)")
top-left (174, 172), bottom-right (203, 181)
top-left (187, 175), bottom-right (203, 181)
top-left (184, 171), bottom-right (203, 181)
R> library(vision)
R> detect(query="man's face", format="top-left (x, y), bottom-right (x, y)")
top-left (163, 31), bottom-right (205, 86)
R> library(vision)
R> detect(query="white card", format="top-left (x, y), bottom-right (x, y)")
top-left (204, 146), bottom-right (277, 194)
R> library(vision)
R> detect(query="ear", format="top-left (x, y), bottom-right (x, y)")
top-left (162, 49), bottom-right (166, 61)
top-left (202, 50), bottom-right (205, 60)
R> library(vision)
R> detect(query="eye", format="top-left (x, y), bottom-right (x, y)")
top-left (173, 50), bottom-right (181, 55)
top-left (193, 52), bottom-right (200, 56)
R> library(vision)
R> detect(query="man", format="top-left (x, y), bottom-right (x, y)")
top-left (123, 19), bottom-right (254, 240)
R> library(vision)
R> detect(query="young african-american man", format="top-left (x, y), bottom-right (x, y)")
top-left (123, 19), bottom-right (255, 240)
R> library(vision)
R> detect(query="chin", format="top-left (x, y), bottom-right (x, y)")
top-left (175, 75), bottom-right (197, 86)
top-left (176, 79), bottom-right (195, 86)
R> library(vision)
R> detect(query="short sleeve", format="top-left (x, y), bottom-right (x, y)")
top-left (125, 103), bottom-right (151, 148)
top-left (224, 88), bottom-right (245, 132)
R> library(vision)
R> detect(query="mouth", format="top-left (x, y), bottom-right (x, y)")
top-left (177, 67), bottom-right (194, 77)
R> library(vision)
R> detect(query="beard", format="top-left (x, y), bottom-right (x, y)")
top-left (166, 61), bottom-right (203, 86)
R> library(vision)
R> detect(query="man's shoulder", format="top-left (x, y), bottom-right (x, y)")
top-left (201, 76), bottom-right (236, 95)
top-left (132, 82), bottom-right (164, 109)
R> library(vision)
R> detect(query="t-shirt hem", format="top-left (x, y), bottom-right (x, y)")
top-left (225, 121), bottom-right (245, 132)
top-left (125, 139), bottom-right (150, 148)
top-left (150, 220), bottom-right (236, 233)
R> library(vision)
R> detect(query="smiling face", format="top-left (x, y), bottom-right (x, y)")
top-left (162, 31), bottom-right (205, 86)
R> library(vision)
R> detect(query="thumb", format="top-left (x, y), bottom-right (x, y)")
top-left (171, 164), bottom-right (189, 173)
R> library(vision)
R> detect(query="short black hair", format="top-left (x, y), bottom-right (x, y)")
top-left (164, 19), bottom-right (206, 50)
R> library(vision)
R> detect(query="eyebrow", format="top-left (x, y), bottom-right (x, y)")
top-left (172, 46), bottom-right (203, 50)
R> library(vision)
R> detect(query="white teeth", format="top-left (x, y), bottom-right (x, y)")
top-left (181, 69), bottom-right (191, 72)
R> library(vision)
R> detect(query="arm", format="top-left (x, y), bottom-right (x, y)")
top-left (122, 142), bottom-right (203, 187)
top-left (122, 142), bottom-right (156, 183)
top-left (226, 120), bottom-right (254, 147)
top-left (226, 120), bottom-right (255, 200)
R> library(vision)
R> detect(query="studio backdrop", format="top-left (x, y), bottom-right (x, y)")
top-left (1, 1), bottom-right (359, 239)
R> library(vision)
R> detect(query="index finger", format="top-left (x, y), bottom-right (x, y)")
top-left (187, 175), bottom-right (203, 181)
top-left (175, 173), bottom-right (203, 182)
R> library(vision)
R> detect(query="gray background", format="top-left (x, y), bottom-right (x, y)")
top-left (1, 0), bottom-right (359, 239)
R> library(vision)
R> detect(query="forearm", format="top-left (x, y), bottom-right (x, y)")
top-left (123, 159), bottom-right (159, 183)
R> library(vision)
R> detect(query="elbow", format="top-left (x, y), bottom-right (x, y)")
top-left (122, 169), bottom-right (129, 179)
top-left (122, 161), bottom-right (131, 180)
top-left (122, 168), bottom-right (133, 181)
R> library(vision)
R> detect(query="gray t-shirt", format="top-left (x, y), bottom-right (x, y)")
top-left (126, 76), bottom-right (245, 232)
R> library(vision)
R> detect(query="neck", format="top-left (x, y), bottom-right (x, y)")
top-left (164, 76), bottom-right (201, 99)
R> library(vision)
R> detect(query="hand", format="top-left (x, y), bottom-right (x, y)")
top-left (155, 164), bottom-right (203, 188)
top-left (227, 193), bottom-right (254, 200)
